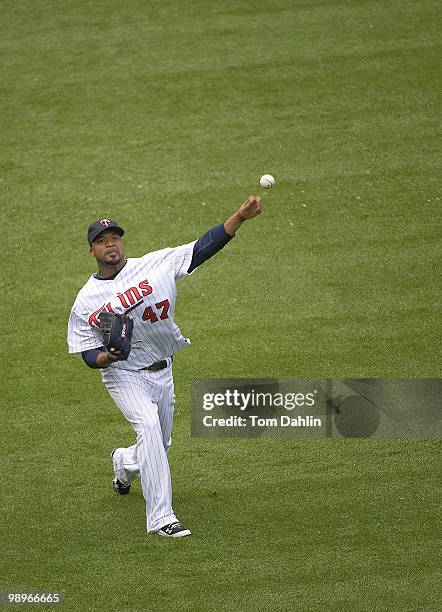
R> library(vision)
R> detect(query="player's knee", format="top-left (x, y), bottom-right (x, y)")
top-left (135, 414), bottom-right (160, 436)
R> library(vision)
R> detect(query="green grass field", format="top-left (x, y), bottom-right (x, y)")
top-left (1, 1), bottom-right (440, 610)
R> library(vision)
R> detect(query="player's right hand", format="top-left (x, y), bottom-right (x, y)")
top-left (238, 196), bottom-right (262, 220)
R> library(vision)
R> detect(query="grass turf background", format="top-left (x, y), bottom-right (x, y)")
top-left (1, 1), bottom-right (440, 610)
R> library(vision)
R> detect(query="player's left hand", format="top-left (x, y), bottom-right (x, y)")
top-left (107, 347), bottom-right (125, 362)
top-left (238, 196), bottom-right (262, 220)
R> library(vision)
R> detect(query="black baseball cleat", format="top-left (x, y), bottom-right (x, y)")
top-left (111, 448), bottom-right (131, 495)
top-left (112, 478), bottom-right (131, 495)
top-left (157, 522), bottom-right (191, 538)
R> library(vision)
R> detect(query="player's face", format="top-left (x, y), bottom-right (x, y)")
top-left (90, 230), bottom-right (125, 267)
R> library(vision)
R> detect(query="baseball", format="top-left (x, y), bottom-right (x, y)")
top-left (260, 173), bottom-right (275, 189)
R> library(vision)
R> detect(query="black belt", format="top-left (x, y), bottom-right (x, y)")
top-left (141, 359), bottom-right (168, 372)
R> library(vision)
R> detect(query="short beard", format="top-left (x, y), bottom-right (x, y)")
top-left (104, 255), bottom-right (122, 267)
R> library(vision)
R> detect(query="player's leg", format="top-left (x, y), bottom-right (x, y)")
top-left (103, 370), bottom-right (177, 532)
top-left (152, 357), bottom-right (175, 453)
top-left (148, 361), bottom-right (191, 537)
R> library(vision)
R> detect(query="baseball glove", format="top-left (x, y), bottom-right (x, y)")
top-left (98, 312), bottom-right (134, 361)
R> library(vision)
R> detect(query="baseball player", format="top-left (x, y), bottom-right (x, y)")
top-left (67, 196), bottom-right (262, 538)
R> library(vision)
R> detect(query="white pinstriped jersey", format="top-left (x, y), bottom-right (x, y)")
top-left (67, 241), bottom-right (197, 370)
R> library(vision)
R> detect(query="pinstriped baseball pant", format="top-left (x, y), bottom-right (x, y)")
top-left (101, 358), bottom-right (177, 532)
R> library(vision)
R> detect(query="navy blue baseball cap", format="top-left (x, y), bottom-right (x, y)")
top-left (87, 218), bottom-right (125, 246)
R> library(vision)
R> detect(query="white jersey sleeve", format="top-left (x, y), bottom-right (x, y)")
top-left (67, 299), bottom-right (103, 354)
top-left (168, 240), bottom-right (198, 279)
